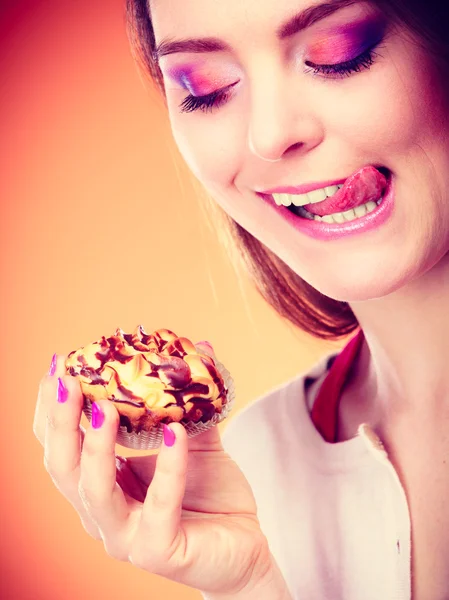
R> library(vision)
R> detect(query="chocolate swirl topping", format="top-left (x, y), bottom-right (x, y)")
top-left (65, 326), bottom-right (228, 431)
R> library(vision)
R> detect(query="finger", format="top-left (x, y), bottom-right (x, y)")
top-left (44, 371), bottom-right (100, 538)
top-left (134, 422), bottom-right (188, 572)
top-left (122, 425), bottom-right (223, 489)
top-left (34, 354), bottom-right (83, 445)
top-left (79, 400), bottom-right (133, 560)
top-left (117, 454), bottom-right (157, 499)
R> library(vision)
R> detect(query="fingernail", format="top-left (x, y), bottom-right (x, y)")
top-left (163, 424), bottom-right (176, 447)
top-left (57, 378), bottom-right (68, 403)
top-left (49, 353), bottom-right (57, 376)
top-left (91, 402), bottom-right (105, 429)
top-left (197, 341), bottom-right (214, 353)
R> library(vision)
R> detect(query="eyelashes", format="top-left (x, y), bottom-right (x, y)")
top-left (178, 84), bottom-right (235, 114)
top-left (304, 46), bottom-right (378, 77)
top-left (178, 45), bottom-right (381, 114)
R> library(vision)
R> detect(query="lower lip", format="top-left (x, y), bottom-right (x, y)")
top-left (259, 175), bottom-right (395, 241)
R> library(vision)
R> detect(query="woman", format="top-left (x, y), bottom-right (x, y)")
top-left (33, 0), bottom-right (449, 598)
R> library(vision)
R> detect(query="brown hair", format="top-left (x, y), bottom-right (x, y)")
top-left (125, 0), bottom-right (449, 340)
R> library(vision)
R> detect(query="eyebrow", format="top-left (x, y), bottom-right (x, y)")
top-left (153, 0), bottom-right (357, 62)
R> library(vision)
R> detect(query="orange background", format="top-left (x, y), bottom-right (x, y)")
top-left (1, 1), bottom-right (344, 598)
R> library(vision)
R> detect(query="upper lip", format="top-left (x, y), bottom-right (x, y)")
top-left (256, 177), bottom-right (347, 196)
top-left (256, 166), bottom-right (391, 196)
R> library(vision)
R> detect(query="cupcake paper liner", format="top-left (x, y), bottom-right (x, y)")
top-left (81, 357), bottom-right (235, 450)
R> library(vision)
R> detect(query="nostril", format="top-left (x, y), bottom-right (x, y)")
top-left (287, 141), bottom-right (303, 153)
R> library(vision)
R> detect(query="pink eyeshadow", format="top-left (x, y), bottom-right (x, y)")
top-left (307, 16), bottom-right (386, 64)
top-left (166, 63), bottom-right (237, 96)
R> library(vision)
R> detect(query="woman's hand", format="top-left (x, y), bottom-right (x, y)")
top-left (33, 353), bottom-right (273, 596)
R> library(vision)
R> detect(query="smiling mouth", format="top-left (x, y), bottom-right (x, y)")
top-left (266, 166), bottom-right (391, 223)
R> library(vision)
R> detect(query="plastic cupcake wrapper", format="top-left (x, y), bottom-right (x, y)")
top-left (81, 356), bottom-right (235, 450)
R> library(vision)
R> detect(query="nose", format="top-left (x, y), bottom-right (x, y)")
top-left (247, 69), bottom-right (324, 162)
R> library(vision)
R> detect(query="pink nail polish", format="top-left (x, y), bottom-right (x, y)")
top-left (49, 353), bottom-right (57, 376)
top-left (163, 424), bottom-right (176, 447)
top-left (92, 402), bottom-right (105, 429)
top-left (57, 378), bottom-right (68, 403)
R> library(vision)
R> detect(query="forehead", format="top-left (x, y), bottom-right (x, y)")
top-left (149, 0), bottom-right (369, 49)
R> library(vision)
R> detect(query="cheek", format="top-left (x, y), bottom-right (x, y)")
top-left (331, 45), bottom-right (449, 161)
top-left (321, 68), bottom-right (431, 157)
top-left (402, 58), bottom-right (449, 152)
top-left (169, 110), bottom-right (243, 197)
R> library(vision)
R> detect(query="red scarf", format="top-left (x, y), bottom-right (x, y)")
top-left (311, 329), bottom-right (365, 443)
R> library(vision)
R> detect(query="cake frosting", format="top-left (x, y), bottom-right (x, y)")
top-left (65, 326), bottom-right (228, 432)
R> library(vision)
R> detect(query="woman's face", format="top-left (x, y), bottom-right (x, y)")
top-left (150, 0), bottom-right (449, 302)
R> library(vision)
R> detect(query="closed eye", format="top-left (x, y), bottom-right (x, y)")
top-left (179, 83), bottom-right (237, 114)
top-left (178, 42), bottom-right (383, 114)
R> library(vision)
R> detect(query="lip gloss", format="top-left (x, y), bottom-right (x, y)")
top-left (258, 175), bottom-right (395, 242)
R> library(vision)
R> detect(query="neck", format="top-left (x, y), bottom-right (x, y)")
top-left (348, 253), bottom-right (449, 428)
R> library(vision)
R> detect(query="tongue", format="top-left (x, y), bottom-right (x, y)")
top-left (303, 166), bottom-right (388, 217)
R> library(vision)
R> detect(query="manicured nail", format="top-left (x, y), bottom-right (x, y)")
top-left (91, 402), bottom-right (105, 429)
top-left (197, 341), bottom-right (214, 353)
top-left (49, 353), bottom-right (57, 376)
top-left (57, 378), bottom-right (68, 403)
top-left (163, 424), bottom-right (176, 447)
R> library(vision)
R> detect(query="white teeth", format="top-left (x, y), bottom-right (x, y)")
top-left (291, 195), bottom-right (306, 207)
top-left (307, 188), bottom-right (327, 203)
top-left (273, 193), bottom-right (290, 206)
top-left (272, 184), bottom-right (343, 208)
top-left (331, 212), bottom-right (345, 223)
top-left (342, 209), bottom-right (357, 221)
top-left (353, 203), bottom-right (368, 218)
top-left (301, 200), bottom-right (379, 223)
top-left (325, 185), bottom-right (339, 196)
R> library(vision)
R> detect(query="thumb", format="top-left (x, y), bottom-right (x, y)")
top-left (139, 422), bottom-right (188, 557)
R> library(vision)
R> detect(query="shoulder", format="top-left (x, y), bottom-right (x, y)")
top-left (221, 350), bottom-right (338, 457)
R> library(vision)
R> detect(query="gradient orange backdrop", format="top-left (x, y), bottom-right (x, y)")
top-left (1, 1), bottom-right (345, 598)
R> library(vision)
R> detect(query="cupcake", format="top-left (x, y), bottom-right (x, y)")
top-left (65, 326), bottom-right (234, 449)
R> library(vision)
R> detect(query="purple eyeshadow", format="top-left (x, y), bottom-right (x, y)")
top-left (166, 60), bottom-right (241, 97)
top-left (163, 13), bottom-right (387, 97)
top-left (308, 15), bottom-right (387, 63)
top-left (167, 63), bottom-right (227, 96)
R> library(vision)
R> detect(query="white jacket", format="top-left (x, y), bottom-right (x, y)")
top-left (220, 349), bottom-right (411, 600)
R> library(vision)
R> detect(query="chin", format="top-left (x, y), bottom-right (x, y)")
top-left (295, 268), bottom-right (415, 304)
